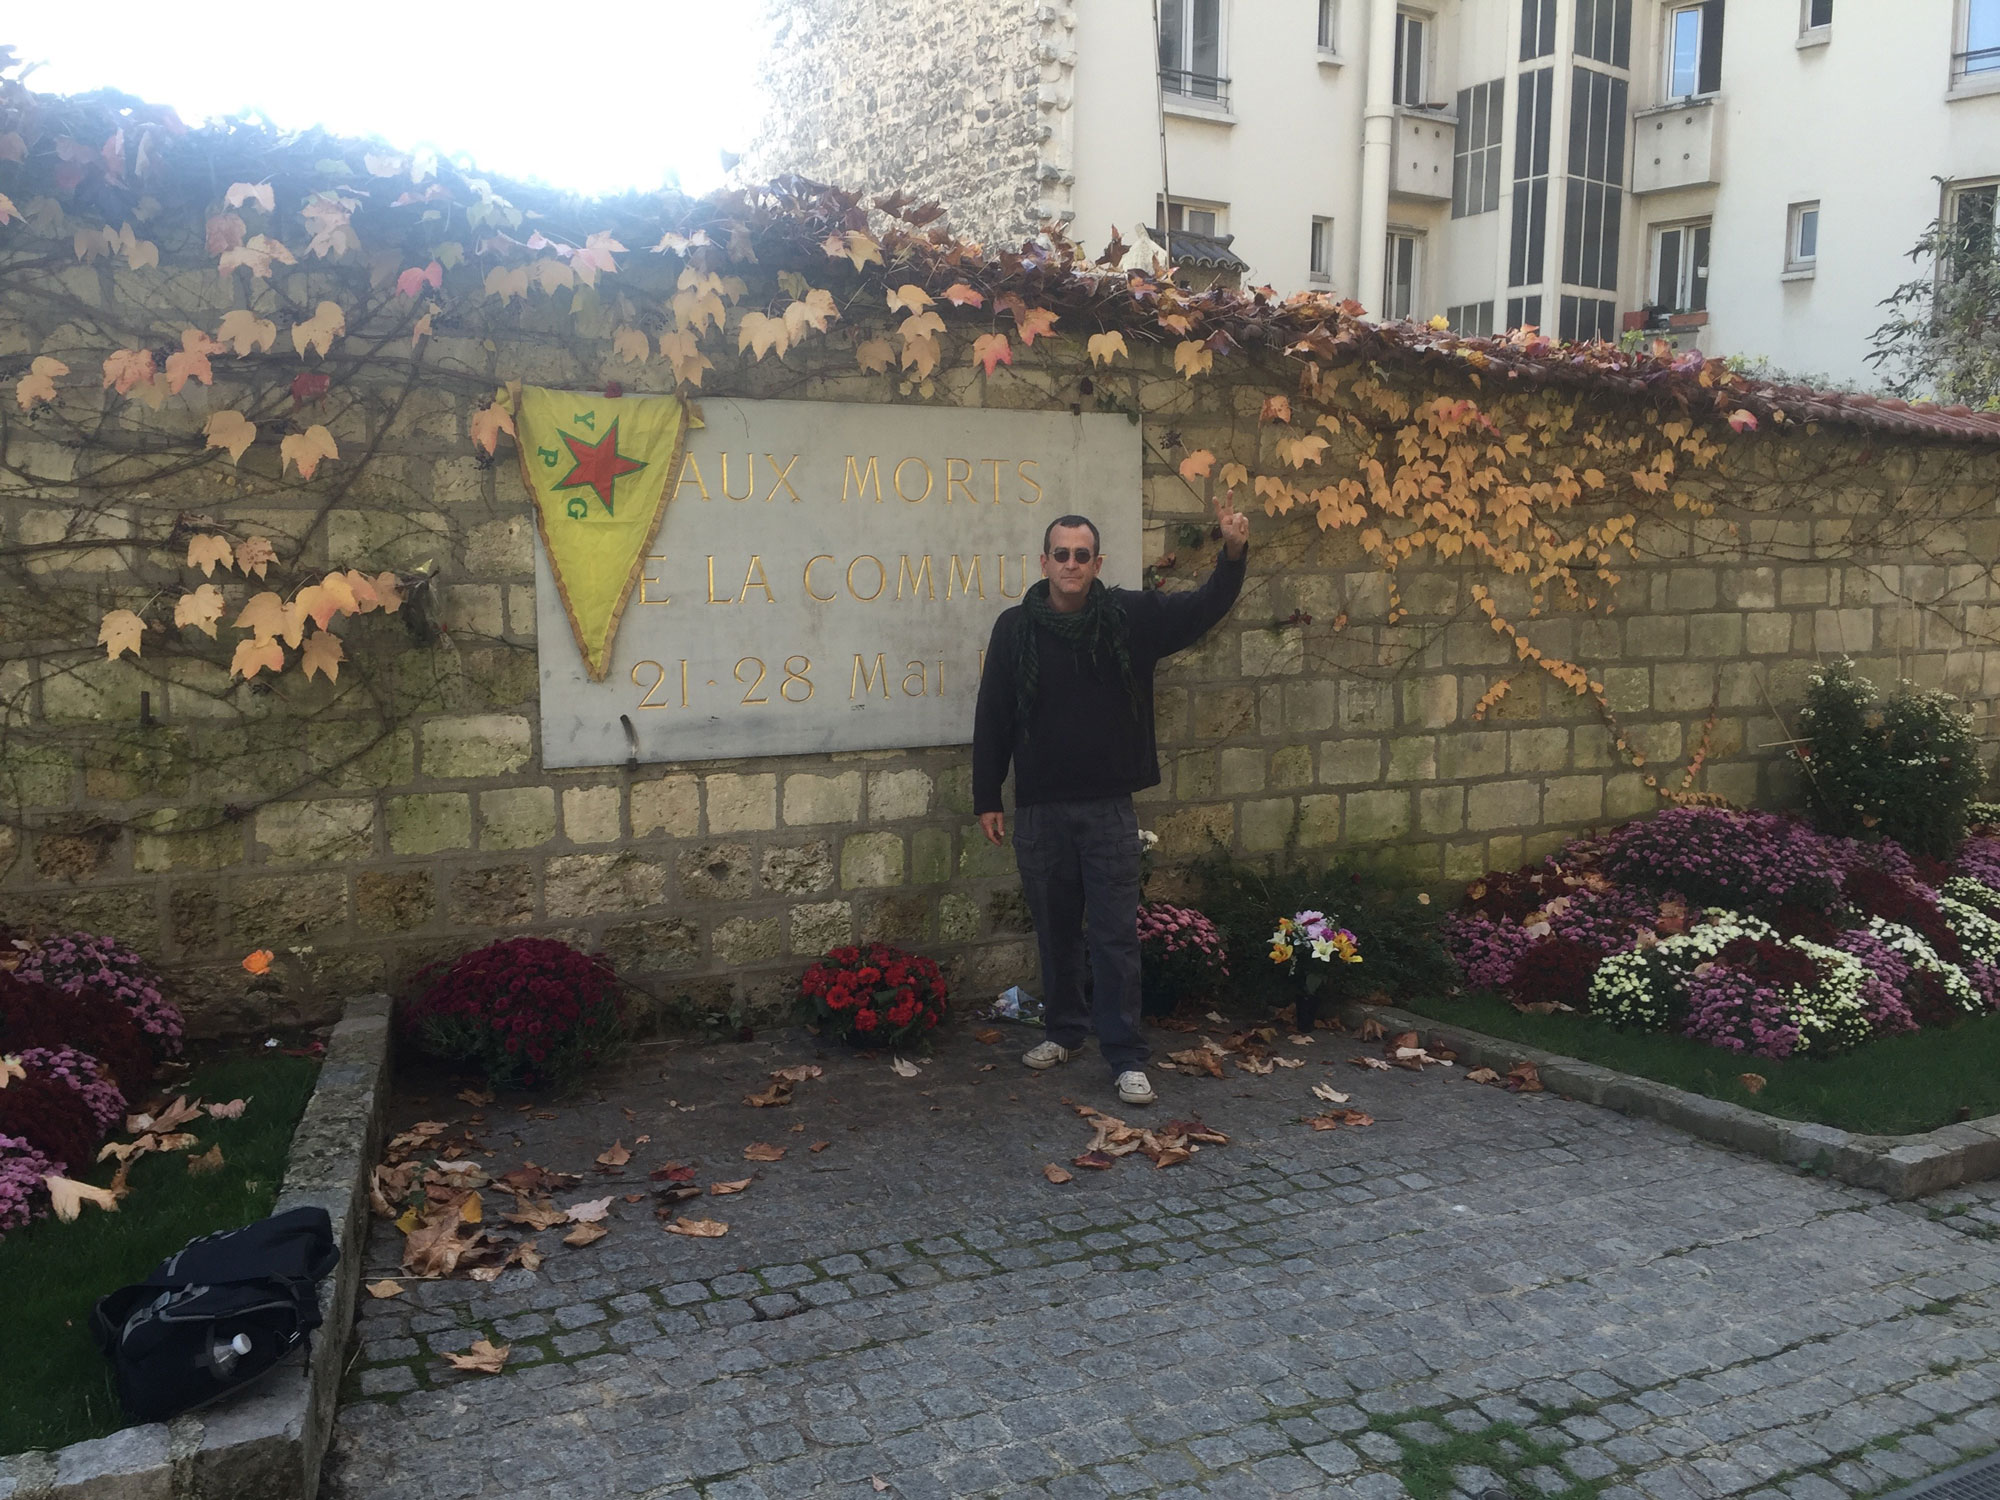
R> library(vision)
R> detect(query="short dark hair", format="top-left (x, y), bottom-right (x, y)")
top-left (1042, 514), bottom-right (1100, 554)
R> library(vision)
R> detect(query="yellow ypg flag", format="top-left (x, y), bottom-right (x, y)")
top-left (515, 386), bottom-right (690, 680)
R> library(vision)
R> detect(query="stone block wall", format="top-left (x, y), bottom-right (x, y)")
top-left (5, 250), bottom-right (2000, 1035)
top-left (745, 0), bottom-right (1074, 243)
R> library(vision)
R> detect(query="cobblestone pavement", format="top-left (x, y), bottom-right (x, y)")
top-left (322, 1021), bottom-right (2000, 1500)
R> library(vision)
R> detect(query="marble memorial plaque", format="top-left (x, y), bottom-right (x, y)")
top-left (536, 398), bottom-right (1143, 766)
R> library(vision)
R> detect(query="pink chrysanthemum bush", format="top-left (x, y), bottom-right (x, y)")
top-left (1445, 805), bottom-right (2000, 1060)
top-left (15, 931), bottom-right (184, 1059)
top-left (0, 1134), bottom-right (55, 1236)
top-left (1136, 903), bottom-right (1231, 1017)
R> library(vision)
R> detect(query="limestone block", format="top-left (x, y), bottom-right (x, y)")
top-left (1438, 731), bottom-right (1506, 780)
top-left (841, 831), bottom-right (905, 888)
top-left (431, 456), bottom-right (491, 505)
top-left (1779, 567), bottom-right (1832, 606)
top-left (1387, 736), bottom-right (1436, 782)
top-left (1401, 674), bottom-right (1457, 730)
top-left (681, 843), bottom-right (755, 901)
top-left (911, 827), bottom-right (953, 885)
top-left (464, 515), bottom-right (536, 577)
top-left (1508, 728), bottom-right (1569, 774)
top-left (790, 901), bottom-right (854, 955)
top-left (1745, 611), bottom-right (1792, 655)
top-left (1623, 614), bottom-right (1686, 658)
top-left (1339, 678), bottom-right (1394, 732)
top-left (563, 784), bottom-right (624, 843)
top-left (231, 870), bottom-right (347, 945)
top-left (1282, 679), bottom-right (1337, 733)
top-left (1665, 568), bottom-right (1718, 610)
top-left (936, 764), bottom-right (975, 815)
top-left (1687, 613), bottom-right (1744, 659)
top-left (763, 841), bottom-right (833, 895)
top-left (601, 917), bottom-right (700, 973)
top-left (1192, 686), bottom-right (1256, 740)
top-left (1176, 749), bottom-right (1218, 800)
top-left (1343, 789), bottom-right (1410, 843)
top-left (544, 852), bottom-right (667, 917)
top-left (1269, 743), bottom-right (1314, 789)
top-left (1241, 625), bottom-right (1304, 676)
top-left (706, 772), bottom-right (777, 833)
top-left (713, 915), bottom-right (783, 965)
top-left (1605, 772), bottom-right (1657, 819)
top-left (784, 771), bottom-right (863, 826)
top-left (480, 786), bottom-right (557, 849)
top-left (1153, 802), bottom-right (1233, 858)
top-left (868, 768), bottom-right (934, 820)
top-left (631, 774), bottom-right (700, 838)
top-left (327, 506), bottom-right (449, 573)
top-left (386, 793), bottom-right (472, 855)
top-left (423, 714), bottom-right (533, 778)
top-left (1239, 797), bottom-right (1296, 852)
top-left (1542, 775), bottom-right (1605, 825)
top-left (1319, 738), bottom-right (1382, 786)
top-left (1218, 746), bottom-right (1266, 795)
top-left (448, 864), bottom-right (535, 927)
top-left (356, 870), bottom-right (436, 932)
top-left (960, 825), bottom-right (1016, 878)
top-left (1653, 662), bottom-right (1718, 713)
top-left (1419, 785), bottom-right (1465, 835)
top-left (255, 799), bottom-right (375, 863)
top-left (939, 892), bottom-right (981, 942)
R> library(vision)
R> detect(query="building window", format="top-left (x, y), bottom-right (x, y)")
top-left (1159, 0), bottom-right (1226, 102)
top-left (1384, 232), bottom-right (1422, 319)
top-left (1393, 11), bottom-right (1429, 105)
top-left (1666, 2), bottom-right (1724, 98)
top-left (1309, 216), bottom-right (1334, 280)
top-left (1521, 0), bottom-right (1557, 59)
top-left (1558, 294), bottom-right (1617, 342)
top-left (1158, 198), bottom-right (1226, 237)
top-left (1651, 220), bottom-right (1711, 311)
top-left (1949, 181), bottom-right (1999, 257)
top-left (1786, 201), bottom-right (1819, 273)
top-left (1803, 0), bottom-right (1831, 32)
top-left (1446, 301), bottom-right (1496, 335)
top-left (1562, 65), bottom-right (1628, 292)
top-left (1574, 0), bottom-right (1631, 67)
top-left (1506, 293), bottom-right (1544, 330)
top-left (1318, 0), bottom-right (1340, 51)
top-left (1451, 80), bottom-right (1505, 218)
top-left (1509, 65), bottom-right (1554, 286)
top-left (1959, 0), bottom-right (2000, 78)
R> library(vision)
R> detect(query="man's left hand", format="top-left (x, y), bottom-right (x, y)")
top-left (1216, 489), bottom-right (1250, 560)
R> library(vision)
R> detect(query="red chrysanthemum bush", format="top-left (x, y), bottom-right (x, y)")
top-left (400, 937), bottom-right (625, 1090)
top-left (0, 1069), bottom-right (101, 1176)
top-left (799, 943), bottom-right (949, 1048)
top-left (0, 972), bottom-right (155, 1097)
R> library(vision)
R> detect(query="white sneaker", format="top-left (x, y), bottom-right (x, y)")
top-left (1116, 1070), bottom-right (1156, 1105)
top-left (1022, 1041), bottom-right (1070, 1070)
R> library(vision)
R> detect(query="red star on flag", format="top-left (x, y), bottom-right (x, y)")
top-left (553, 419), bottom-right (647, 513)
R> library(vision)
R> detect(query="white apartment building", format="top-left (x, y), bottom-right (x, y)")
top-left (750, 0), bottom-right (2000, 389)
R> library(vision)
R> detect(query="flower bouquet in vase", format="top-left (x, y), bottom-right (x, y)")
top-left (1267, 910), bottom-right (1362, 1030)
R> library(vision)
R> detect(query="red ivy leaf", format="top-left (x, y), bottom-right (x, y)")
top-left (291, 371), bottom-right (331, 408)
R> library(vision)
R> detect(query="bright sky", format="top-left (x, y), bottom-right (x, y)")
top-left (6, 5), bottom-right (771, 198)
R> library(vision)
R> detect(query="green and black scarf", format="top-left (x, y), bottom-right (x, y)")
top-left (1015, 578), bottom-right (1140, 726)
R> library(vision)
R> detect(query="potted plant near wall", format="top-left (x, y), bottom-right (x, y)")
top-left (1266, 908), bottom-right (1363, 1030)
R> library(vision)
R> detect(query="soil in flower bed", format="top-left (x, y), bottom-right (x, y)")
top-left (0, 1048), bottom-right (319, 1456)
top-left (1397, 989), bottom-right (2000, 1137)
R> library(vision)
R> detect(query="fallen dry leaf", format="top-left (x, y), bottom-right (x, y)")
top-left (975, 1029), bottom-right (1002, 1045)
top-left (1072, 1150), bottom-right (1116, 1170)
top-left (890, 1057), bottom-right (921, 1077)
top-left (595, 1141), bottom-right (632, 1168)
top-left (1738, 1072), bottom-right (1767, 1095)
top-left (872, 1479), bottom-right (890, 1494)
top-left (1310, 1083), bottom-right (1352, 1105)
top-left (1306, 1108), bottom-right (1376, 1131)
top-left (1349, 1056), bottom-right (1394, 1072)
top-left (206, 1098), bottom-right (248, 1120)
top-left (1274, 1057), bottom-right (1306, 1069)
top-left (744, 1080), bottom-right (794, 1108)
top-left (1288, 1034), bottom-right (1315, 1046)
top-left (770, 1064), bottom-right (824, 1083)
top-left (653, 1186), bottom-right (702, 1208)
top-left (664, 1217), bottom-right (729, 1238)
top-left (364, 1279), bottom-right (405, 1300)
top-left (562, 1221), bottom-right (609, 1248)
top-left (442, 1339), bottom-right (509, 1374)
top-left (810, 1140), bottom-right (831, 1153)
top-left (1043, 1163), bottom-right (1073, 1184)
top-left (504, 1197), bottom-right (569, 1231)
top-left (1235, 1055), bottom-right (1275, 1076)
top-left (400, 1214), bottom-right (482, 1278)
top-left (1465, 1067), bottom-right (1500, 1084)
top-left (650, 1163), bottom-right (698, 1183)
top-left (709, 1178), bottom-right (752, 1195)
top-left (45, 1175), bottom-right (120, 1222)
top-left (1512, 999), bottom-right (1575, 1015)
top-left (186, 1145), bottom-right (225, 1175)
top-left (495, 1162), bottom-right (579, 1195)
top-left (744, 1142), bottom-right (786, 1162)
top-left (564, 1195), bottom-right (614, 1223)
top-left (458, 1088), bottom-right (495, 1107)
top-left (1358, 1019), bottom-right (1387, 1041)
top-left (1167, 1048), bottom-right (1224, 1079)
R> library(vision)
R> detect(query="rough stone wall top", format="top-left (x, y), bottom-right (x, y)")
top-left (745, 0), bottom-right (1070, 244)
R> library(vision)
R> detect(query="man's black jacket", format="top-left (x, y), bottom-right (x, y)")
top-left (971, 551), bottom-right (1246, 814)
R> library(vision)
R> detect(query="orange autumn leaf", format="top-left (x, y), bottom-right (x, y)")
top-left (173, 585), bottom-right (226, 639)
top-left (102, 348), bottom-right (156, 396)
top-left (299, 630), bottom-right (345, 683)
top-left (242, 949), bottom-right (275, 976)
top-left (230, 637), bottom-right (286, 681)
top-left (98, 609), bottom-right (145, 661)
top-left (165, 328), bottom-right (225, 394)
top-left (281, 425), bottom-right (339, 481)
top-left (972, 332), bottom-right (1012, 377)
top-left (16, 355), bottom-right (67, 410)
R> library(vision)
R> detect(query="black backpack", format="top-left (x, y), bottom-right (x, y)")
top-left (89, 1206), bottom-right (340, 1422)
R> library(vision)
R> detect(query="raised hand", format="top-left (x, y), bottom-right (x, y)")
top-left (1216, 488), bottom-right (1250, 559)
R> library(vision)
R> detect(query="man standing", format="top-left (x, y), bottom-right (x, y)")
top-left (973, 493), bottom-right (1251, 1105)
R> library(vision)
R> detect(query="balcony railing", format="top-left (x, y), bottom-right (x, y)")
top-left (1954, 46), bottom-right (2000, 82)
top-left (1159, 69), bottom-right (1231, 109)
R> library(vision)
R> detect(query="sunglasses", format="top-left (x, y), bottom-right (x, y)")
top-left (1047, 547), bottom-right (1095, 564)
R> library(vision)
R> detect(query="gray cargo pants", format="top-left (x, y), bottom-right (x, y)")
top-left (1012, 795), bottom-right (1147, 1073)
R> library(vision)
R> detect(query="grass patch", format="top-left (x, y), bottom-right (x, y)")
top-left (1370, 1409), bottom-right (1602, 1500)
top-left (1396, 989), bottom-right (2000, 1136)
top-left (0, 1051), bottom-right (319, 1456)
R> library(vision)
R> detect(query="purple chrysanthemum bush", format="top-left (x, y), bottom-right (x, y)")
top-left (0, 932), bottom-right (183, 1239)
top-left (1445, 807), bottom-right (2000, 1060)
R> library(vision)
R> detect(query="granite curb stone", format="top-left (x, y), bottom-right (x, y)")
top-left (1343, 1001), bottom-right (2000, 1199)
top-left (0, 993), bottom-right (393, 1500)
